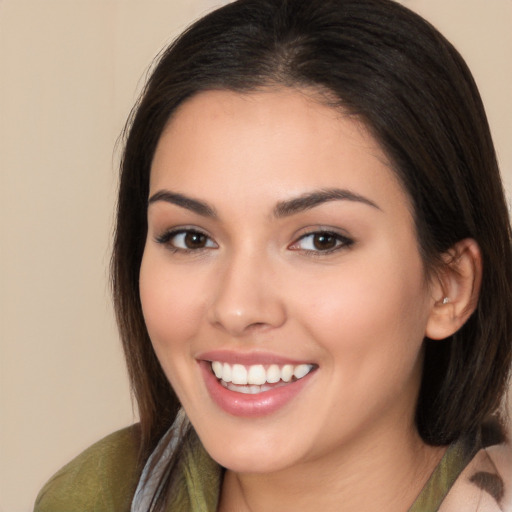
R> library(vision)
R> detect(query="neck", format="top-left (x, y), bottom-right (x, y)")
top-left (218, 423), bottom-right (446, 512)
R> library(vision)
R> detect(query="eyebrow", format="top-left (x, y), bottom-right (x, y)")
top-left (147, 187), bottom-right (380, 219)
top-left (148, 190), bottom-right (217, 218)
top-left (273, 188), bottom-right (380, 217)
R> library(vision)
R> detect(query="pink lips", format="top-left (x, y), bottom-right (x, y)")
top-left (197, 349), bottom-right (313, 366)
top-left (197, 351), bottom-right (316, 417)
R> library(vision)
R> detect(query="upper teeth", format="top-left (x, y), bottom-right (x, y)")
top-left (211, 361), bottom-right (314, 385)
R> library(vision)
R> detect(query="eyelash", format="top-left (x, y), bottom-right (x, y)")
top-left (155, 229), bottom-right (354, 255)
top-left (289, 231), bottom-right (354, 255)
top-left (155, 228), bottom-right (217, 253)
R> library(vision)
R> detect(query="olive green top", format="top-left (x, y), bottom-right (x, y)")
top-left (34, 427), bottom-right (142, 512)
top-left (34, 426), bottom-right (221, 512)
top-left (34, 424), bottom-right (510, 512)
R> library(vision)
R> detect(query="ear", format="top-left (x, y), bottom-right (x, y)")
top-left (425, 238), bottom-right (482, 340)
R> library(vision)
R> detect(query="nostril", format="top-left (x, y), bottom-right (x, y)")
top-left (247, 321), bottom-right (268, 330)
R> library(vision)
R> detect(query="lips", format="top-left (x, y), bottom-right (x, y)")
top-left (198, 352), bottom-right (317, 417)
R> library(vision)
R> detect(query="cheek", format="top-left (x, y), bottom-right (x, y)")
top-left (139, 251), bottom-right (207, 355)
top-left (296, 261), bottom-right (429, 437)
top-left (292, 250), bottom-right (429, 368)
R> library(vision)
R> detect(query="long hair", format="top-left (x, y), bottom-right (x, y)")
top-left (112, 0), bottom-right (512, 506)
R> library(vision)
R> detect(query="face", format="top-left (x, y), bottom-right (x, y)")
top-left (140, 88), bottom-right (437, 474)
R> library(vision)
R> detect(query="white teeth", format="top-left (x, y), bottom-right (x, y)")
top-left (247, 364), bottom-right (266, 385)
top-left (231, 364), bottom-right (247, 385)
top-left (221, 381), bottom-right (275, 394)
top-left (212, 361), bottom-right (223, 379)
top-left (210, 361), bottom-right (314, 388)
top-left (281, 364), bottom-right (294, 382)
top-left (266, 364), bottom-right (281, 384)
top-left (222, 362), bottom-right (232, 383)
top-left (293, 364), bottom-right (311, 379)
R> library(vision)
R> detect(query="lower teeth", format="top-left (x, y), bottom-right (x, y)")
top-left (220, 379), bottom-right (291, 394)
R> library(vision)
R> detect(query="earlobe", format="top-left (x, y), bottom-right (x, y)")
top-left (425, 238), bottom-right (482, 340)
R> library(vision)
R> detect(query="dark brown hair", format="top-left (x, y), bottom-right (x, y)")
top-left (112, 0), bottom-right (512, 502)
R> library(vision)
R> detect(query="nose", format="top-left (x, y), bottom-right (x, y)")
top-left (208, 250), bottom-right (287, 337)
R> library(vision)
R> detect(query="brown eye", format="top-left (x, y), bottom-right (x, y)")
top-left (184, 231), bottom-right (208, 248)
top-left (290, 230), bottom-right (354, 253)
top-left (156, 229), bottom-right (217, 251)
top-left (312, 233), bottom-right (337, 250)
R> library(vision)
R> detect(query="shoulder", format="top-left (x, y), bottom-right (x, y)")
top-left (34, 425), bottom-right (142, 512)
top-left (440, 439), bottom-right (512, 512)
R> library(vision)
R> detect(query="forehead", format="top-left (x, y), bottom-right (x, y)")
top-left (150, 88), bottom-right (410, 215)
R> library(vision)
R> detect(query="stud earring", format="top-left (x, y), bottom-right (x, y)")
top-left (442, 297), bottom-right (450, 304)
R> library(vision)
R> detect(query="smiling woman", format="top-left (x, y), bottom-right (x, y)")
top-left (34, 0), bottom-right (512, 511)
top-left (141, 89), bottom-right (444, 491)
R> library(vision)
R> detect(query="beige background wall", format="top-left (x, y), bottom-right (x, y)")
top-left (0, 1), bottom-right (510, 511)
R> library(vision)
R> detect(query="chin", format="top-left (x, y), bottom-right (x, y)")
top-left (197, 426), bottom-right (303, 474)
top-left (211, 448), bottom-right (296, 475)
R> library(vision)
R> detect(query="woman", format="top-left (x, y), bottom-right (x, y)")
top-left (35, 0), bottom-right (512, 510)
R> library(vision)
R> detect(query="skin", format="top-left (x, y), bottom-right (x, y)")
top-left (140, 88), bottom-right (448, 511)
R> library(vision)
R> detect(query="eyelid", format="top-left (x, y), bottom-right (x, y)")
top-left (288, 229), bottom-right (354, 253)
top-left (154, 227), bottom-right (218, 252)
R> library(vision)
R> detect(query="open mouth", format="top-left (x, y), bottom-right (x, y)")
top-left (210, 361), bottom-right (316, 395)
